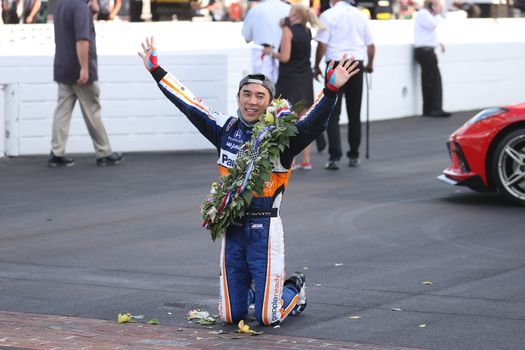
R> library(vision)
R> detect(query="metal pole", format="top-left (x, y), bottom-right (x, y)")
top-left (364, 71), bottom-right (370, 159)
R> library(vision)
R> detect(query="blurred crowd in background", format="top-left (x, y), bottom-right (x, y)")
top-left (1, 0), bottom-right (524, 25)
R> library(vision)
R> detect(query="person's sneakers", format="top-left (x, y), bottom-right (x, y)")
top-left (47, 152), bottom-right (75, 168)
top-left (285, 272), bottom-right (307, 314)
top-left (325, 160), bottom-right (339, 170)
top-left (300, 162), bottom-right (312, 170)
top-left (96, 152), bottom-right (125, 167)
top-left (291, 161), bottom-right (301, 171)
top-left (348, 158), bottom-right (361, 167)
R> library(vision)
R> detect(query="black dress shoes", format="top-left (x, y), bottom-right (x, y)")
top-left (424, 110), bottom-right (452, 117)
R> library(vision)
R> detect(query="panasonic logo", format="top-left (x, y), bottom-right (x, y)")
top-left (218, 150), bottom-right (237, 168)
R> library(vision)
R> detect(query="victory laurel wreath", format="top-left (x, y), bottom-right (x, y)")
top-left (201, 98), bottom-right (303, 241)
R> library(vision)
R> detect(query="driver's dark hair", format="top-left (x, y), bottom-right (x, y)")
top-left (238, 73), bottom-right (275, 99)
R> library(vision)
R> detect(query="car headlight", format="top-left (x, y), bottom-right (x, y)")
top-left (464, 107), bottom-right (507, 126)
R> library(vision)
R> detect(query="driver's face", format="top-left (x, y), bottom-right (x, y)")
top-left (237, 84), bottom-right (271, 123)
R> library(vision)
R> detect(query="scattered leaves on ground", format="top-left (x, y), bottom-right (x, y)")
top-left (117, 313), bottom-right (133, 324)
top-left (186, 309), bottom-right (210, 320)
top-left (117, 313), bottom-right (157, 325)
top-left (186, 309), bottom-right (217, 326)
top-left (198, 317), bottom-right (216, 325)
top-left (235, 320), bottom-right (264, 335)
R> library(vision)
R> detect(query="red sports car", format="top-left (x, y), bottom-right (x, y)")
top-left (439, 102), bottom-right (525, 205)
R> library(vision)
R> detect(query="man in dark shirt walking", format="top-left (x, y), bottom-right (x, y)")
top-left (49, 0), bottom-right (123, 167)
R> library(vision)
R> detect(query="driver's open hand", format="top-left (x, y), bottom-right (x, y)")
top-left (329, 54), bottom-right (360, 89)
top-left (138, 36), bottom-right (158, 71)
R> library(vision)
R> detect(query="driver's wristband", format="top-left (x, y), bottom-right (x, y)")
top-left (325, 67), bottom-right (339, 92)
top-left (148, 50), bottom-right (159, 72)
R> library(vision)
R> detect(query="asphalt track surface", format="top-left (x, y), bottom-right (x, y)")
top-left (1, 111), bottom-right (524, 350)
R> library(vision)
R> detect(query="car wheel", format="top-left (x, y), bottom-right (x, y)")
top-left (491, 128), bottom-right (525, 205)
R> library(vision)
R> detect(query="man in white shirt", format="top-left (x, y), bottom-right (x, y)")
top-left (241, 0), bottom-right (290, 83)
top-left (414, 0), bottom-right (450, 117)
top-left (314, 0), bottom-right (375, 170)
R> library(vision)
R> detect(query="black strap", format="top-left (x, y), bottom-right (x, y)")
top-left (244, 208), bottom-right (278, 218)
top-left (415, 46), bottom-right (435, 51)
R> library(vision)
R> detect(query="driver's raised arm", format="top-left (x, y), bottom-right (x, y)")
top-left (139, 36), bottom-right (229, 147)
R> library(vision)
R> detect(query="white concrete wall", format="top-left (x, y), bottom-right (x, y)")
top-left (1, 18), bottom-right (525, 157)
top-left (0, 84), bottom-right (4, 156)
top-left (0, 54), bottom-right (227, 156)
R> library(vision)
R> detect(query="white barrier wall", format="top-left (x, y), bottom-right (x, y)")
top-left (1, 18), bottom-right (524, 156)
top-left (0, 84), bottom-right (4, 156)
top-left (0, 54), bottom-right (227, 156)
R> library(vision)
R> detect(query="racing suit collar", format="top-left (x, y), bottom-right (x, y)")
top-left (237, 109), bottom-right (257, 128)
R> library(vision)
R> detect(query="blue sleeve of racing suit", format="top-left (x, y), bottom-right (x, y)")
top-left (280, 88), bottom-right (338, 167)
top-left (150, 66), bottom-right (231, 148)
